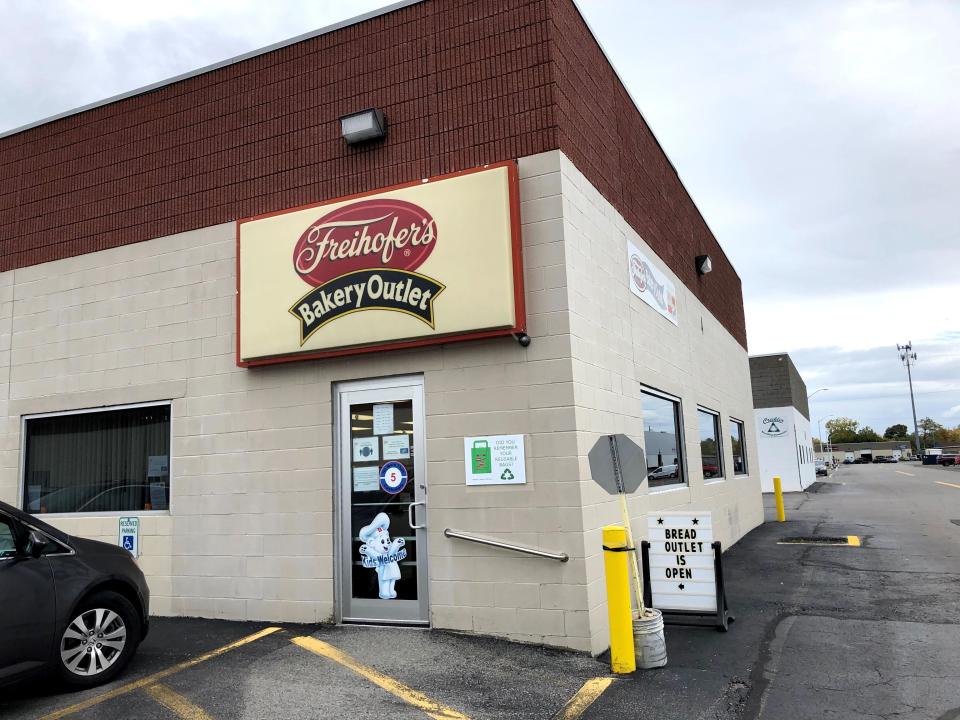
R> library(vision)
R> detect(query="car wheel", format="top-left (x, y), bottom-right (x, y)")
top-left (57, 591), bottom-right (141, 688)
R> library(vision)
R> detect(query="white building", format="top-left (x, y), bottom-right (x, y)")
top-left (750, 354), bottom-right (816, 492)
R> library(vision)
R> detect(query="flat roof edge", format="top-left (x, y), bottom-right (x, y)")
top-left (567, 0), bottom-right (742, 285)
top-left (0, 0), bottom-right (424, 141)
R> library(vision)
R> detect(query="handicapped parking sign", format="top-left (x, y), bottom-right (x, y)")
top-left (118, 517), bottom-right (140, 558)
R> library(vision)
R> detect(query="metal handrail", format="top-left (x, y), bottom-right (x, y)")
top-left (443, 528), bottom-right (569, 562)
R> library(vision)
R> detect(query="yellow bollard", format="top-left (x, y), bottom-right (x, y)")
top-left (602, 525), bottom-right (636, 674)
top-left (773, 476), bottom-right (786, 522)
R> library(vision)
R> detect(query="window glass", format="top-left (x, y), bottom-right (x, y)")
top-left (642, 390), bottom-right (685, 488)
top-left (0, 516), bottom-right (18, 559)
top-left (23, 404), bottom-right (171, 515)
top-left (698, 409), bottom-right (723, 480)
top-left (730, 419), bottom-right (747, 475)
top-left (349, 400), bottom-right (419, 602)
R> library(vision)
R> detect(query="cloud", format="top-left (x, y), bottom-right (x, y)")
top-left (580, 0), bottom-right (960, 318)
top-left (791, 335), bottom-right (960, 431)
top-left (0, 0), bottom-right (386, 133)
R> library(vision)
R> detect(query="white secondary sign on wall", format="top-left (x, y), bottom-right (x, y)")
top-left (627, 240), bottom-right (678, 326)
top-left (118, 517), bottom-right (140, 558)
top-left (754, 405), bottom-right (815, 493)
top-left (647, 511), bottom-right (715, 612)
top-left (464, 434), bottom-right (526, 485)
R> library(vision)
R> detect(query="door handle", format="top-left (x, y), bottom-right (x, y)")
top-left (408, 501), bottom-right (426, 530)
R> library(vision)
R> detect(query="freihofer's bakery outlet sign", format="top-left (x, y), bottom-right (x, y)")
top-left (238, 163), bottom-right (524, 365)
top-left (290, 198), bottom-right (443, 343)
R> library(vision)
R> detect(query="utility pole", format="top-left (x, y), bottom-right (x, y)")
top-left (897, 342), bottom-right (922, 458)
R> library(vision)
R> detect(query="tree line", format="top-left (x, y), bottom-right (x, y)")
top-left (817, 417), bottom-right (960, 449)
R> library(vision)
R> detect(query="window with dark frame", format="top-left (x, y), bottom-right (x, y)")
top-left (0, 515), bottom-right (17, 559)
top-left (22, 404), bottom-right (171, 515)
top-left (642, 389), bottom-right (686, 489)
top-left (698, 408), bottom-right (724, 480)
top-left (730, 418), bottom-right (748, 475)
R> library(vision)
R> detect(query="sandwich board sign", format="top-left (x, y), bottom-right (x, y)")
top-left (641, 511), bottom-right (734, 630)
top-left (118, 517), bottom-right (140, 558)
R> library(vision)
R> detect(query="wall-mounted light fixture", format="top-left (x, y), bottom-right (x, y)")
top-left (695, 254), bottom-right (712, 275)
top-left (340, 108), bottom-right (387, 145)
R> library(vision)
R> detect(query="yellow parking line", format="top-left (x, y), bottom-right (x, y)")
top-left (554, 677), bottom-right (616, 720)
top-left (936, 480), bottom-right (960, 490)
top-left (895, 470), bottom-right (914, 477)
top-left (291, 636), bottom-right (470, 720)
top-left (847, 535), bottom-right (861, 547)
top-left (144, 683), bottom-right (214, 720)
top-left (39, 626), bottom-right (282, 720)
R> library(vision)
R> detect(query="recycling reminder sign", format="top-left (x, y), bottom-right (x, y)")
top-left (464, 434), bottom-right (526, 486)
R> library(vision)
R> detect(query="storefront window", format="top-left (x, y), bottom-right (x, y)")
top-left (730, 418), bottom-right (747, 475)
top-left (642, 389), bottom-right (685, 489)
top-left (22, 403), bottom-right (171, 514)
top-left (698, 409), bottom-right (723, 480)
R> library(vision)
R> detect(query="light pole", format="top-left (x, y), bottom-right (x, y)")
top-left (808, 388), bottom-right (829, 400)
top-left (818, 414), bottom-right (836, 463)
top-left (897, 342), bottom-right (922, 458)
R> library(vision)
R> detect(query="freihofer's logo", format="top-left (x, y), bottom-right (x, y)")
top-left (289, 199), bottom-right (446, 344)
top-left (630, 253), bottom-right (677, 317)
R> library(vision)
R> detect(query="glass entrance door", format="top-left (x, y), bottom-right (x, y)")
top-left (336, 376), bottom-right (428, 624)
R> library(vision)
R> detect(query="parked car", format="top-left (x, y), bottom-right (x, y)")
top-left (702, 464), bottom-right (720, 479)
top-left (649, 464), bottom-right (679, 480)
top-left (874, 455), bottom-right (897, 463)
top-left (941, 455), bottom-right (959, 467)
top-left (815, 461), bottom-right (828, 477)
top-left (0, 499), bottom-right (149, 688)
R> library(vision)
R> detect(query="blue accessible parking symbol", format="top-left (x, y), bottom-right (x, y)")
top-left (379, 461), bottom-right (408, 494)
top-left (118, 517), bottom-right (139, 558)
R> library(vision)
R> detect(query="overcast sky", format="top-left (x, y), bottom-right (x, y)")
top-left (2, 0), bottom-right (957, 437)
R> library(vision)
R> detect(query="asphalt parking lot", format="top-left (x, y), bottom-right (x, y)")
top-left (0, 618), bottom-right (610, 720)
top-left (4, 462), bottom-right (959, 720)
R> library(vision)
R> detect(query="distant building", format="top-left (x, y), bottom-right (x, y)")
top-left (819, 441), bottom-right (913, 462)
top-left (749, 353), bottom-right (815, 492)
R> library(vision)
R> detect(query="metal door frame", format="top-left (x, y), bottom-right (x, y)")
top-left (333, 374), bottom-right (429, 625)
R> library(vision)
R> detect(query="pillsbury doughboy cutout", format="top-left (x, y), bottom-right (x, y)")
top-left (358, 512), bottom-right (407, 599)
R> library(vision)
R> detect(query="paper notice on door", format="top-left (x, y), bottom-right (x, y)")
top-left (353, 466), bottom-right (380, 492)
top-left (382, 434), bottom-right (410, 460)
top-left (352, 437), bottom-right (379, 462)
top-left (372, 404), bottom-right (394, 435)
top-left (147, 455), bottom-right (169, 477)
top-left (149, 482), bottom-right (169, 510)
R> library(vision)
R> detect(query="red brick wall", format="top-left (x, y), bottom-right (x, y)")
top-left (0, 2), bottom-right (555, 269)
top-left (547, 0), bottom-right (747, 348)
top-left (0, 0), bottom-right (746, 347)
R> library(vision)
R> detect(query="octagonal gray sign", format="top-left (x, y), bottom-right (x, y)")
top-left (588, 434), bottom-right (647, 495)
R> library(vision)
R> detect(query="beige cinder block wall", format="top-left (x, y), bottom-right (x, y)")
top-left (553, 152), bottom-right (764, 654)
top-left (0, 152), bottom-right (596, 649)
top-left (0, 150), bottom-right (760, 655)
